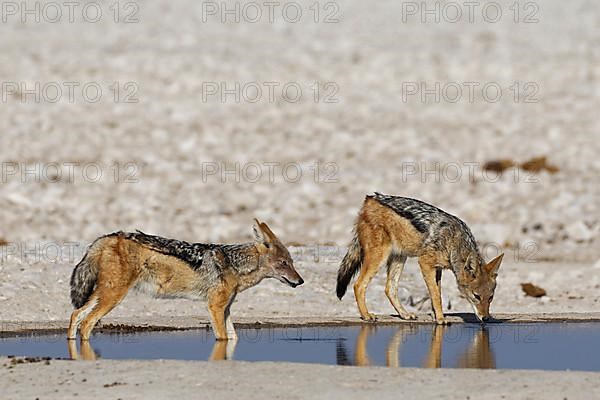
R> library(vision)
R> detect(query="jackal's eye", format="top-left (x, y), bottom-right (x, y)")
top-left (489, 295), bottom-right (493, 302)
top-left (473, 293), bottom-right (481, 301)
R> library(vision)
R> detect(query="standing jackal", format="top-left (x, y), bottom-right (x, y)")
top-left (336, 193), bottom-right (503, 324)
top-left (68, 220), bottom-right (303, 341)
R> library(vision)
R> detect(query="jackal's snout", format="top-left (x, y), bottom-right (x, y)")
top-left (280, 263), bottom-right (304, 287)
top-left (472, 301), bottom-right (492, 323)
top-left (282, 276), bottom-right (304, 287)
top-left (460, 253), bottom-right (504, 324)
top-left (272, 255), bottom-right (304, 288)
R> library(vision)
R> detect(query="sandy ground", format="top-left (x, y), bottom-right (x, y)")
top-left (0, 0), bottom-right (598, 262)
top-left (2, 358), bottom-right (600, 400)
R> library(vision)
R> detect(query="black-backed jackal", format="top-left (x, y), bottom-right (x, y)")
top-left (336, 193), bottom-right (503, 324)
top-left (68, 220), bottom-right (303, 341)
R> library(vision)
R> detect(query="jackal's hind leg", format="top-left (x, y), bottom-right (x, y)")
top-left (80, 287), bottom-right (129, 340)
top-left (68, 340), bottom-right (98, 361)
top-left (67, 338), bottom-right (78, 359)
top-left (353, 235), bottom-right (391, 322)
top-left (354, 325), bottom-right (374, 366)
top-left (80, 340), bottom-right (98, 360)
top-left (68, 297), bottom-right (98, 340)
top-left (385, 253), bottom-right (416, 320)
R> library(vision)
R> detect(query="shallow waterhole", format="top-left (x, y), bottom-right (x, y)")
top-left (1, 323), bottom-right (599, 371)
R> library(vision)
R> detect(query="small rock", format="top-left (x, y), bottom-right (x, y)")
top-left (521, 283), bottom-right (547, 298)
top-left (483, 159), bottom-right (515, 173)
top-left (521, 156), bottom-right (559, 174)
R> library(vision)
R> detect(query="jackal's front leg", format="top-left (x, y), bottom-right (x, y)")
top-left (207, 283), bottom-right (237, 341)
top-left (385, 254), bottom-right (416, 320)
top-left (209, 339), bottom-right (237, 361)
top-left (419, 256), bottom-right (447, 325)
top-left (224, 294), bottom-right (238, 341)
top-left (423, 325), bottom-right (444, 368)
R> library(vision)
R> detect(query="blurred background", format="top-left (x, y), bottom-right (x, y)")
top-left (0, 0), bottom-right (598, 265)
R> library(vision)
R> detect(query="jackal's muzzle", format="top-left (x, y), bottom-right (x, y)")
top-left (281, 275), bottom-right (304, 288)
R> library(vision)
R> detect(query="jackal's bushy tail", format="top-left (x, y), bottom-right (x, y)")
top-left (70, 253), bottom-right (98, 309)
top-left (336, 232), bottom-right (362, 299)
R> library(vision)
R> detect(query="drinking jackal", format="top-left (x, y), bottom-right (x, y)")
top-left (337, 193), bottom-right (503, 324)
top-left (68, 220), bottom-right (303, 341)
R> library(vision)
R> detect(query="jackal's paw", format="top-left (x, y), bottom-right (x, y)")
top-left (398, 312), bottom-right (417, 320)
top-left (360, 313), bottom-right (378, 322)
top-left (435, 317), bottom-right (449, 325)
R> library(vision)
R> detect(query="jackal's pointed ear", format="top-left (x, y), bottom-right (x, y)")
top-left (259, 221), bottom-right (277, 242)
top-left (252, 218), bottom-right (271, 248)
top-left (484, 253), bottom-right (504, 276)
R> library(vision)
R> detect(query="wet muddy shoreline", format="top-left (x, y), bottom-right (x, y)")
top-left (3, 313), bottom-right (600, 337)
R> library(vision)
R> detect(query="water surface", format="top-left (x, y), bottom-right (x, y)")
top-left (1, 323), bottom-right (599, 371)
